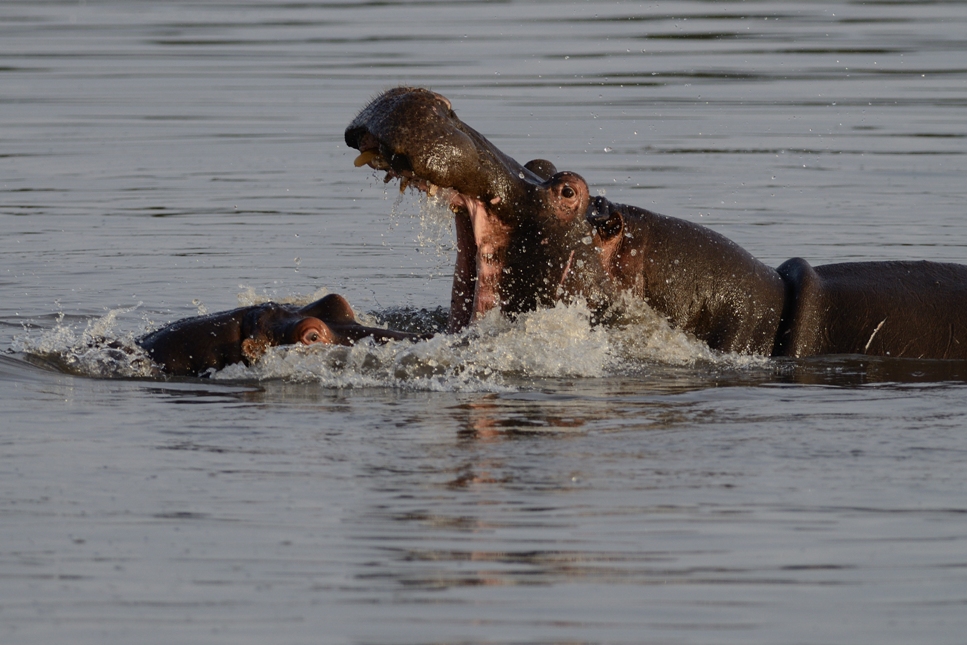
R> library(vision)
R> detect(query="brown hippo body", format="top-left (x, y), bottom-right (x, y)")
top-left (775, 258), bottom-right (967, 359)
top-left (346, 87), bottom-right (967, 360)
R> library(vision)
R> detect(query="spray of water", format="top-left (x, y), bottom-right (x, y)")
top-left (13, 307), bottom-right (158, 379)
top-left (386, 186), bottom-right (460, 276)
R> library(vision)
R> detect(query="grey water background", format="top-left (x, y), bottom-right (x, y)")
top-left (3, 0), bottom-right (967, 643)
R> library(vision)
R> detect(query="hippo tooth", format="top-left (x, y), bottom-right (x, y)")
top-left (353, 150), bottom-right (379, 167)
top-left (427, 183), bottom-right (438, 196)
top-left (399, 177), bottom-right (410, 193)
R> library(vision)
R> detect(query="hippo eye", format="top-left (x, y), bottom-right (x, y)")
top-left (561, 185), bottom-right (575, 199)
top-left (306, 332), bottom-right (320, 343)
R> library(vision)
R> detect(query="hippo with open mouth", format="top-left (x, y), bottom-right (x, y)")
top-left (346, 87), bottom-right (967, 359)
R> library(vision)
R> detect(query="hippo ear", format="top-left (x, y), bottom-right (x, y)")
top-left (524, 159), bottom-right (558, 181)
top-left (298, 294), bottom-right (358, 326)
top-left (545, 171), bottom-right (590, 223)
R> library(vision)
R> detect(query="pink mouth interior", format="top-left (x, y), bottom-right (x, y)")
top-left (447, 192), bottom-right (505, 332)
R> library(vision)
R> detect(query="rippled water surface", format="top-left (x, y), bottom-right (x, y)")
top-left (3, 1), bottom-right (967, 643)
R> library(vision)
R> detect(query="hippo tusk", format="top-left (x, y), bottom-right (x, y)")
top-left (558, 250), bottom-right (576, 292)
top-left (864, 318), bottom-right (887, 353)
top-left (353, 150), bottom-right (380, 167)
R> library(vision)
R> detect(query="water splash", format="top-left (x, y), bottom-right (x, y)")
top-left (212, 302), bottom-right (608, 391)
top-left (13, 307), bottom-right (158, 379)
top-left (387, 187), bottom-right (459, 274)
top-left (236, 285), bottom-right (330, 307)
top-left (13, 292), bottom-right (763, 389)
top-left (213, 298), bottom-right (758, 390)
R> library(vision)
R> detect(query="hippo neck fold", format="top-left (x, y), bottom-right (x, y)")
top-left (590, 198), bottom-right (788, 355)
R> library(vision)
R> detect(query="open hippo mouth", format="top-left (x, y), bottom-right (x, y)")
top-left (346, 87), bottom-right (601, 333)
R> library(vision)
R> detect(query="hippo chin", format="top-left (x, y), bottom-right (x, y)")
top-left (346, 87), bottom-right (967, 360)
top-left (137, 294), bottom-right (422, 377)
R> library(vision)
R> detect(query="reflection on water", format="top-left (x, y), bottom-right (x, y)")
top-left (3, 1), bottom-right (967, 644)
top-left (781, 355), bottom-right (967, 386)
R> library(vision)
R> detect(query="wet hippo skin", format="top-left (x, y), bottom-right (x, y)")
top-left (138, 294), bottom-right (422, 376)
top-left (346, 87), bottom-right (967, 359)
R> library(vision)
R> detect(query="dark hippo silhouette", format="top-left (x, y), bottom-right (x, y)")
top-left (345, 86), bottom-right (967, 359)
top-left (138, 294), bottom-right (422, 376)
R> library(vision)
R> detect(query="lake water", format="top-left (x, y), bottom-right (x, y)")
top-left (3, 1), bottom-right (967, 643)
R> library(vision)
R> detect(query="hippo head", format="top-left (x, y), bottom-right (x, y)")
top-left (240, 294), bottom-right (421, 362)
top-left (346, 87), bottom-right (614, 332)
top-left (239, 302), bottom-right (335, 363)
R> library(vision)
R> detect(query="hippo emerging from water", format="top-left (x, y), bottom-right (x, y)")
top-left (138, 294), bottom-right (421, 376)
top-left (346, 87), bottom-right (967, 360)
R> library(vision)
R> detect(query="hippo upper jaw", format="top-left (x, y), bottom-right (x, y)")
top-left (345, 87), bottom-right (544, 207)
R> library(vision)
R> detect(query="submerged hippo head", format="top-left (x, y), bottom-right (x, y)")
top-left (138, 294), bottom-right (423, 377)
top-left (346, 87), bottom-right (614, 332)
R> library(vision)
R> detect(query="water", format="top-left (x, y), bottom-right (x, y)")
top-left (3, 1), bottom-right (967, 643)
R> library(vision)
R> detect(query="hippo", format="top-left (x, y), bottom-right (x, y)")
top-left (345, 87), bottom-right (967, 360)
top-left (138, 294), bottom-right (422, 376)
